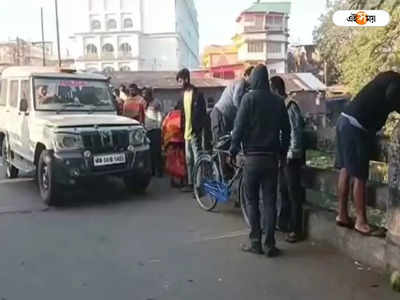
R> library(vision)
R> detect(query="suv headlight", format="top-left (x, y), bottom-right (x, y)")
top-left (129, 128), bottom-right (147, 146)
top-left (53, 133), bottom-right (83, 151)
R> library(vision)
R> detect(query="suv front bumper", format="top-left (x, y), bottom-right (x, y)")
top-left (52, 149), bottom-right (151, 185)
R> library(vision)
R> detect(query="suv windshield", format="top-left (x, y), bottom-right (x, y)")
top-left (33, 77), bottom-right (115, 112)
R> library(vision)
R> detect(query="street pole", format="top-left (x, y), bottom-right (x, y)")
top-left (16, 37), bottom-right (20, 65)
top-left (41, 7), bottom-right (46, 66)
top-left (55, 0), bottom-right (61, 67)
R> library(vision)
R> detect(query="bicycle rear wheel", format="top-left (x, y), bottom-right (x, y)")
top-left (193, 155), bottom-right (220, 211)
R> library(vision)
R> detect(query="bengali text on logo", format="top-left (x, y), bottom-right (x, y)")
top-left (333, 10), bottom-right (390, 27)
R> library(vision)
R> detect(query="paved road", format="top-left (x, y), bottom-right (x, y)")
top-left (0, 168), bottom-right (398, 300)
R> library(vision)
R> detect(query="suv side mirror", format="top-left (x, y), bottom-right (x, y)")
top-left (19, 99), bottom-right (28, 112)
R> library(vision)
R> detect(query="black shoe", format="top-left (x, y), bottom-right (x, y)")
top-left (241, 243), bottom-right (264, 255)
top-left (265, 246), bottom-right (281, 258)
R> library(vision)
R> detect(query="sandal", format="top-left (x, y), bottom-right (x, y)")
top-left (336, 218), bottom-right (355, 229)
top-left (355, 225), bottom-right (387, 238)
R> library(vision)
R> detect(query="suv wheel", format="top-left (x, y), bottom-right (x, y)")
top-left (124, 174), bottom-right (152, 194)
top-left (37, 150), bottom-right (62, 206)
top-left (1, 136), bottom-right (19, 179)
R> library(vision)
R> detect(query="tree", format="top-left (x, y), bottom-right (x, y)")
top-left (314, 0), bottom-right (400, 91)
top-left (314, 0), bottom-right (400, 135)
top-left (340, 5), bottom-right (400, 94)
top-left (313, 1), bottom-right (353, 85)
top-left (348, 0), bottom-right (397, 9)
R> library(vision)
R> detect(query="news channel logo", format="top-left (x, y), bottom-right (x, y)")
top-left (333, 10), bottom-right (390, 27)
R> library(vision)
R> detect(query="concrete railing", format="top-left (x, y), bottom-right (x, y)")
top-left (302, 119), bottom-right (400, 269)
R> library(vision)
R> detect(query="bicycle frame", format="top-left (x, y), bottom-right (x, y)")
top-left (212, 149), bottom-right (243, 191)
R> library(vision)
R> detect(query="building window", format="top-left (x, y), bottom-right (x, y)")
top-left (274, 16), bottom-right (283, 25)
top-left (119, 43), bottom-right (132, 57)
top-left (102, 43), bottom-right (115, 58)
top-left (102, 43), bottom-right (114, 53)
top-left (268, 42), bottom-right (281, 54)
top-left (255, 15), bottom-right (264, 29)
top-left (248, 41), bottom-right (264, 53)
top-left (107, 19), bottom-right (117, 30)
top-left (103, 66), bottom-right (115, 73)
top-left (266, 15), bottom-right (283, 26)
top-left (120, 65), bottom-right (131, 71)
top-left (86, 44), bottom-right (98, 56)
top-left (124, 18), bottom-right (133, 29)
top-left (244, 14), bottom-right (254, 22)
top-left (91, 20), bottom-right (101, 30)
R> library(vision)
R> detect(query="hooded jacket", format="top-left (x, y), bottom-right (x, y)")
top-left (229, 65), bottom-right (291, 156)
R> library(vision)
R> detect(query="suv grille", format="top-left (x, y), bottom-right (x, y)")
top-left (81, 130), bottom-right (129, 154)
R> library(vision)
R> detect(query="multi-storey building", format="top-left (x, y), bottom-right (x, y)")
top-left (72, 0), bottom-right (200, 72)
top-left (234, 1), bottom-right (291, 74)
top-left (0, 39), bottom-right (53, 67)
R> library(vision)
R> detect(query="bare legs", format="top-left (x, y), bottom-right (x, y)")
top-left (337, 168), bottom-right (350, 223)
top-left (337, 168), bottom-right (370, 233)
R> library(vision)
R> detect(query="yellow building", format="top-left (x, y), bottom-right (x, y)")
top-left (201, 44), bottom-right (239, 68)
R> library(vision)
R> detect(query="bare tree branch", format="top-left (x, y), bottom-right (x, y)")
top-left (372, 0), bottom-right (386, 9)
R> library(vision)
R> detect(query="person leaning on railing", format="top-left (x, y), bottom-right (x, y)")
top-left (335, 71), bottom-right (400, 237)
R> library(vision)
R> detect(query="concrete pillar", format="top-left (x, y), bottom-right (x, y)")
top-left (388, 122), bottom-right (400, 269)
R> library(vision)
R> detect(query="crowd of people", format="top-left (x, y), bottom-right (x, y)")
top-left (114, 83), bottom-right (163, 177)
top-left (115, 64), bottom-right (400, 258)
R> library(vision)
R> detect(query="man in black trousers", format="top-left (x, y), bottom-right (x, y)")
top-left (229, 64), bottom-right (291, 257)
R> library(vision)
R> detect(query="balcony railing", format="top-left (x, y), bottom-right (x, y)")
top-left (118, 51), bottom-right (133, 59)
top-left (244, 25), bottom-right (288, 33)
top-left (244, 26), bottom-right (265, 32)
top-left (77, 52), bottom-right (135, 61)
top-left (265, 25), bottom-right (288, 32)
top-left (102, 52), bottom-right (115, 60)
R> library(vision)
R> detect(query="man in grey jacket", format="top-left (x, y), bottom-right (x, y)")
top-left (210, 66), bottom-right (254, 143)
top-left (271, 76), bottom-right (305, 243)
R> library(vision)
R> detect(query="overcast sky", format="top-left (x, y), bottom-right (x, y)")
top-left (0, 0), bottom-right (327, 55)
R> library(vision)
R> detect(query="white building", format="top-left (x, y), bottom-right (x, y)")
top-left (234, 1), bottom-right (291, 74)
top-left (72, 0), bottom-right (199, 72)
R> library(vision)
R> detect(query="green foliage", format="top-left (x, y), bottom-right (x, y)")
top-left (340, 3), bottom-right (400, 94)
top-left (391, 271), bottom-right (400, 292)
top-left (314, 0), bottom-right (400, 92)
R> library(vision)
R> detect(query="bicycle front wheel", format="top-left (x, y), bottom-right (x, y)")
top-left (193, 155), bottom-right (220, 211)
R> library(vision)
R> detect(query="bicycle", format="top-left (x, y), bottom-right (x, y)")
top-left (192, 135), bottom-right (252, 226)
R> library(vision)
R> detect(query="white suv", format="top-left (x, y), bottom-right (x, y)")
top-left (0, 67), bottom-right (152, 205)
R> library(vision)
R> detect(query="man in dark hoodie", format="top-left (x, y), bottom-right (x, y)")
top-left (229, 64), bottom-right (291, 257)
